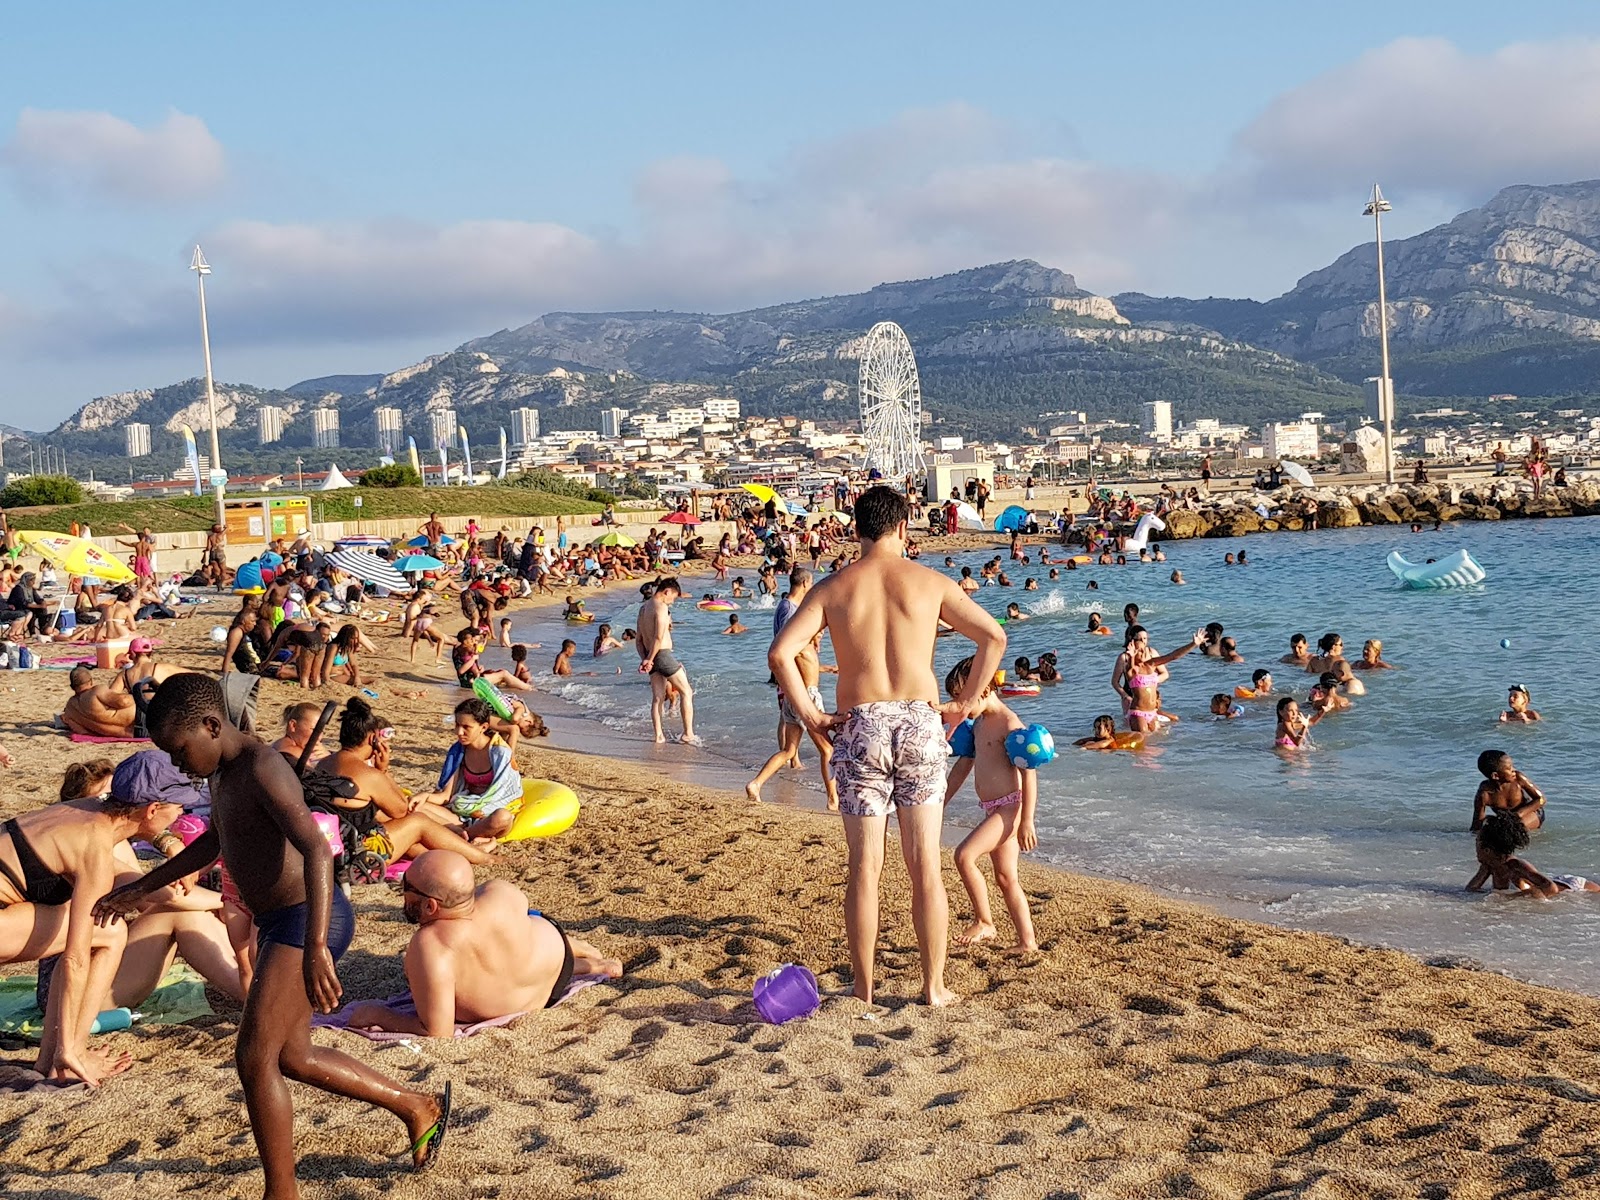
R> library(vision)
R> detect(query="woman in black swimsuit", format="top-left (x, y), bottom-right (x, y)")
top-left (0, 763), bottom-right (189, 1085)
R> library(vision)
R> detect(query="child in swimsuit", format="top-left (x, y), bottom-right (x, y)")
top-left (1471, 750), bottom-right (1546, 832)
top-left (1210, 694), bottom-right (1244, 719)
top-left (1500, 684), bottom-right (1541, 723)
top-left (1274, 696), bottom-right (1322, 750)
top-left (1467, 810), bottom-right (1599, 896)
top-left (941, 656), bottom-right (1039, 952)
top-left (1075, 714), bottom-right (1121, 751)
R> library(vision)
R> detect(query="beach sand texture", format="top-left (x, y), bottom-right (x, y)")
top-left (3, 606), bottom-right (1600, 1198)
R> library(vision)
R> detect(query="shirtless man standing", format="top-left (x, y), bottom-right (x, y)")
top-left (637, 578), bottom-right (699, 745)
top-left (419, 512), bottom-right (446, 555)
top-left (62, 667), bottom-right (138, 738)
top-left (205, 524), bottom-right (228, 590)
top-left (770, 486), bottom-right (1006, 1007)
top-left (345, 849), bottom-right (622, 1037)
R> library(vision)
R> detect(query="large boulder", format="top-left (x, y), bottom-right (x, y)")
top-left (1207, 510), bottom-right (1263, 538)
top-left (1162, 509), bottom-right (1209, 540)
top-left (1360, 501), bottom-right (1402, 525)
top-left (1470, 505), bottom-right (1502, 521)
top-left (1319, 502), bottom-right (1362, 529)
top-left (1525, 499), bottom-right (1573, 519)
top-left (1434, 504), bottom-right (1465, 522)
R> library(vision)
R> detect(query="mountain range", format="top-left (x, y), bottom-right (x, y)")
top-left (35, 179), bottom-right (1600, 471)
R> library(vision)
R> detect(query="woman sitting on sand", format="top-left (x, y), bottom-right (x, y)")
top-left (219, 607), bottom-right (267, 677)
top-left (1467, 811), bottom-right (1600, 897)
top-left (313, 698), bottom-right (499, 866)
top-left (0, 758), bottom-right (199, 1085)
top-left (271, 700), bottom-right (330, 768)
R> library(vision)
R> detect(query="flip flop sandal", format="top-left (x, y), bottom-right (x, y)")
top-left (410, 1081), bottom-right (451, 1172)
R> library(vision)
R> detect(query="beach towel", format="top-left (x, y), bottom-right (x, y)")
top-left (0, 964), bottom-right (212, 1042)
top-left (312, 979), bottom-right (605, 1042)
top-left (68, 732), bottom-right (151, 744)
top-left (436, 735), bottom-right (522, 820)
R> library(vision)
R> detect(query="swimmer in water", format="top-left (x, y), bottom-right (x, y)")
top-left (1170, 570), bottom-right (1185, 585)
top-left (1085, 613), bottom-right (1112, 636)
top-left (1004, 602), bottom-right (1029, 622)
top-left (1307, 671), bottom-right (1351, 715)
top-left (1245, 668), bottom-right (1273, 696)
top-left (1218, 636), bottom-right (1244, 664)
top-left (1210, 693), bottom-right (1244, 719)
top-left (1501, 684), bottom-right (1541, 723)
top-left (1023, 578), bottom-right (1038, 591)
top-left (1086, 580), bottom-right (1099, 591)
top-left (1012, 656), bottom-right (1042, 682)
top-left (1471, 750), bottom-right (1546, 832)
top-left (1035, 652), bottom-right (1060, 684)
top-left (1237, 550), bottom-right (1249, 565)
top-left (1201, 623), bottom-right (1226, 658)
top-left (1466, 811), bottom-right (1599, 896)
top-left (1274, 696), bottom-right (1323, 750)
top-left (1329, 659), bottom-right (1365, 697)
top-left (1224, 553), bottom-right (1236, 566)
top-left (1306, 633), bottom-right (1345, 675)
top-left (1281, 634), bottom-right (1311, 668)
top-left (1074, 714), bottom-right (1122, 751)
top-left (721, 612), bottom-right (748, 636)
top-left (1048, 568), bottom-right (1060, 580)
top-left (1352, 639), bottom-right (1395, 671)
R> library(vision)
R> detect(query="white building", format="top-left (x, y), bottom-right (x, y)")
top-left (428, 409), bottom-right (458, 451)
top-left (312, 408), bottom-right (340, 449)
top-left (124, 423), bottom-right (151, 458)
top-left (601, 407), bottom-right (629, 439)
top-left (1141, 400), bottom-right (1173, 443)
top-left (177, 454), bottom-right (212, 482)
top-left (1264, 420), bottom-right (1319, 461)
top-left (664, 406), bottom-right (704, 433)
top-left (257, 406), bottom-right (286, 445)
top-left (374, 406), bottom-right (403, 454)
top-left (511, 407), bottom-right (541, 445)
top-left (703, 397), bottom-right (741, 421)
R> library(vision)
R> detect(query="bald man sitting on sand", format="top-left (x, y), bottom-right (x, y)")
top-left (61, 667), bottom-right (140, 739)
top-left (346, 850), bottom-right (623, 1037)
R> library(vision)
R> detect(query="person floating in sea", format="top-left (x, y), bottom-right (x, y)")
top-left (1466, 811), bottom-right (1598, 896)
top-left (1210, 694), bottom-right (1245, 719)
top-left (96, 674), bottom-right (452, 1193)
top-left (1274, 696), bottom-right (1323, 751)
top-left (769, 486), bottom-right (1006, 1008)
top-left (941, 656), bottom-right (1038, 952)
top-left (1281, 634), bottom-right (1312, 669)
top-left (1471, 750), bottom-right (1546, 832)
top-left (1034, 652), bottom-right (1060, 684)
top-left (1074, 715), bottom-right (1123, 751)
top-left (1352, 639), bottom-right (1395, 672)
top-left (1501, 684), bottom-right (1542, 723)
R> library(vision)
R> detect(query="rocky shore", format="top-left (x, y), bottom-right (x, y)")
top-left (1153, 475), bottom-right (1600, 539)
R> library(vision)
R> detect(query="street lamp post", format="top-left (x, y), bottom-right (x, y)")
top-left (295, 457), bottom-right (304, 491)
top-left (1364, 185), bottom-right (1396, 485)
top-left (191, 246), bottom-right (227, 528)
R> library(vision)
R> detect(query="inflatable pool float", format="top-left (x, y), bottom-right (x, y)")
top-left (1124, 513), bottom-right (1167, 554)
top-left (697, 600), bottom-right (738, 611)
top-left (999, 683), bottom-right (1041, 698)
top-left (1386, 549), bottom-right (1486, 590)
top-left (1112, 731), bottom-right (1145, 751)
top-left (565, 612), bottom-right (596, 623)
top-left (471, 677), bottom-right (515, 720)
top-left (502, 779), bottom-right (580, 842)
top-left (1235, 685), bottom-right (1258, 700)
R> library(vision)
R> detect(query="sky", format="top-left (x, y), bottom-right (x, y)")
top-left (5, 0), bottom-right (1600, 428)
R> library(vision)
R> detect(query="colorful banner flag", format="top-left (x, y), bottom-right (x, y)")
top-left (407, 437), bottom-right (422, 484)
top-left (459, 425), bottom-right (474, 482)
top-left (497, 427), bottom-right (508, 480)
top-left (180, 425), bottom-right (202, 496)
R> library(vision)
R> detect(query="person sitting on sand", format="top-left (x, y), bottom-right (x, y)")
top-left (722, 612), bottom-right (748, 635)
top-left (1501, 684), bottom-right (1542, 723)
top-left (272, 701), bottom-right (330, 768)
top-left (510, 642), bottom-right (532, 685)
top-left (1471, 750), bottom-right (1546, 832)
top-left (1274, 696), bottom-right (1323, 751)
top-left (452, 626), bottom-right (532, 693)
top-left (942, 656), bottom-right (1038, 951)
top-left (1075, 714), bottom-right (1123, 751)
top-left (313, 698), bottom-right (498, 867)
top-left (412, 697), bottom-right (524, 840)
top-left (1466, 811), bottom-right (1599, 897)
top-left (1352, 638), bottom-right (1395, 671)
top-left (345, 849), bottom-right (622, 1037)
top-left (61, 666), bottom-right (140, 739)
top-left (320, 623), bottom-right (377, 689)
top-left (1281, 634), bottom-right (1312, 669)
top-left (113, 637), bottom-right (182, 693)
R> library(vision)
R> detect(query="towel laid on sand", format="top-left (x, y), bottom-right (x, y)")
top-left (313, 978), bottom-right (605, 1041)
top-left (68, 732), bottom-right (151, 744)
top-left (0, 964), bottom-right (212, 1041)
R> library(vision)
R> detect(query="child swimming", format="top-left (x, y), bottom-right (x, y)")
top-left (1012, 656), bottom-right (1043, 682)
top-left (1210, 694), bottom-right (1244, 719)
top-left (1500, 684), bottom-right (1542, 723)
top-left (1467, 811), bottom-right (1598, 896)
top-left (1471, 750), bottom-right (1546, 832)
top-left (1274, 696), bottom-right (1323, 750)
top-left (1035, 652), bottom-right (1060, 684)
top-left (941, 656), bottom-right (1038, 951)
top-left (1074, 714), bottom-right (1121, 751)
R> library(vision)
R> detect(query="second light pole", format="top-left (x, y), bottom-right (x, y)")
top-left (191, 246), bottom-right (227, 528)
top-left (1363, 185), bottom-right (1396, 484)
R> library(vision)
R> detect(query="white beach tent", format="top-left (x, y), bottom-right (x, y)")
top-left (320, 463), bottom-right (355, 491)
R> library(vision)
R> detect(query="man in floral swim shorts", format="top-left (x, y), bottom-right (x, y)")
top-left (770, 486), bottom-right (1006, 1007)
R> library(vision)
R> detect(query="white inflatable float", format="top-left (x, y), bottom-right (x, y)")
top-left (1387, 548), bottom-right (1486, 589)
top-left (1125, 513), bottom-right (1167, 554)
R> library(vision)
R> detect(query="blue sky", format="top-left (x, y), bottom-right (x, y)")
top-left (5, 1), bottom-right (1600, 426)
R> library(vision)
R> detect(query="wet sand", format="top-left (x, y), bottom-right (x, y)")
top-left (3, 585), bottom-right (1600, 1198)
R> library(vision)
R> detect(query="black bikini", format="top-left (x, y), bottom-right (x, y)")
top-left (0, 818), bottom-right (74, 907)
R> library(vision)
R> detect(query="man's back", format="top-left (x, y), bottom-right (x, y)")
top-left (416, 880), bottom-right (561, 1018)
top-left (815, 555), bottom-right (950, 710)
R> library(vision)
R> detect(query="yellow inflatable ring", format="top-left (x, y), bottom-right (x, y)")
top-left (1234, 685), bottom-right (1257, 700)
top-left (501, 779), bottom-right (580, 842)
top-left (1111, 732), bottom-right (1145, 751)
top-left (565, 612), bottom-right (595, 623)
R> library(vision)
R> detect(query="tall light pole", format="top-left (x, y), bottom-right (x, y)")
top-left (295, 456), bottom-right (304, 491)
top-left (191, 246), bottom-right (227, 528)
top-left (1364, 185), bottom-right (1396, 484)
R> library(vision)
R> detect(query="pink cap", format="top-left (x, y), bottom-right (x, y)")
top-left (129, 637), bottom-right (155, 655)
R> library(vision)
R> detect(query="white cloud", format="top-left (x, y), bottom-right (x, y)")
top-left (2, 108), bottom-right (226, 204)
top-left (1235, 37), bottom-right (1600, 197)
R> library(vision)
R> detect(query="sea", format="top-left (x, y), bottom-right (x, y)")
top-left (491, 517), bottom-right (1600, 997)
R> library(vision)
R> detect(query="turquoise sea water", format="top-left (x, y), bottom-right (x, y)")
top-left (505, 517), bottom-right (1600, 996)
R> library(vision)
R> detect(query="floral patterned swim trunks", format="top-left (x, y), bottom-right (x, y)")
top-left (830, 700), bottom-right (948, 818)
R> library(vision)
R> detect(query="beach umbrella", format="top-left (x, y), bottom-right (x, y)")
top-left (13, 530), bottom-right (136, 583)
top-left (661, 511), bottom-right (699, 525)
top-left (1280, 461), bottom-right (1316, 489)
top-left (594, 532), bottom-right (636, 548)
top-left (333, 534), bottom-right (391, 551)
top-left (405, 534), bottom-right (458, 548)
top-left (740, 482), bottom-right (779, 506)
top-left (327, 549), bottom-right (408, 593)
top-left (392, 554), bottom-right (445, 573)
top-left (954, 502), bottom-right (983, 529)
top-left (785, 500), bottom-right (810, 517)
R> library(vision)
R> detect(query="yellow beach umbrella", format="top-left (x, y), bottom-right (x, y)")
top-left (13, 530), bottom-right (137, 583)
top-left (594, 532), bottom-right (636, 548)
top-left (740, 482), bottom-right (778, 506)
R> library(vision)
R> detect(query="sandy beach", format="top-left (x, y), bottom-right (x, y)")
top-left (4, 583), bottom-right (1600, 1199)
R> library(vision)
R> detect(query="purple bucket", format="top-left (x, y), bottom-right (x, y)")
top-left (753, 963), bottom-right (819, 1025)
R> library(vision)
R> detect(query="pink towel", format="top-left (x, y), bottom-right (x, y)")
top-left (312, 980), bottom-right (606, 1041)
top-left (68, 733), bottom-right (151, 744)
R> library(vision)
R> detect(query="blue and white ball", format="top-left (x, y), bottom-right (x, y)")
top-left (1005, 724), bottom-right (1056, 770)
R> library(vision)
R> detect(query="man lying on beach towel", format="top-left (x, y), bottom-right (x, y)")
top-left (60, 667), bottom-right (140, 739)
top-left (342, 849), bottom-right (622, 1037)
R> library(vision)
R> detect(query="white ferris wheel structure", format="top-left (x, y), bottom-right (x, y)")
top-left (857, 321), bottom-right (926, 481)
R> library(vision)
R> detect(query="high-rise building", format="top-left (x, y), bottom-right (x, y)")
top-left (428, 409), bottom-right (458, 450)
top-left (601, 407), bottom-right (629, 439)
top-left (312, 408), bottom-right (341, 449)
top-left (178, 454), bottom-right (211, 482)
top-left (374, 407), bottom-right (404, 454)
top-left (512, 407), bottom-right (541, 445)
top-left (257, 406), bottom-right (286, 445)
top-left (703, 397), bottom-right (741, 421)
top-left (1141, 400), bottom-right (1173, 443)
top-left (124, 423), bottom-right (152, 458)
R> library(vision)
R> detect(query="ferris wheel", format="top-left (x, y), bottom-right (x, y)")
top-left (857, 321), bottom-right (926, 480)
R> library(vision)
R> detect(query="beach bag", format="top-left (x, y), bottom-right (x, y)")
top-left (15, 646), bottom-right (34, 670)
